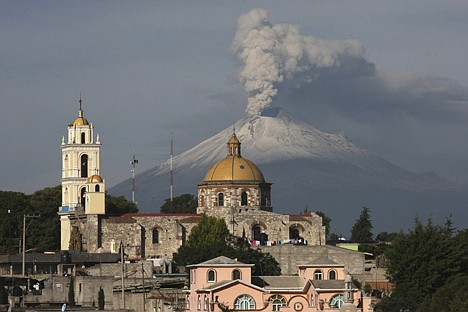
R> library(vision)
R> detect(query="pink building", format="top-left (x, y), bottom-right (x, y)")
top-left (186, 256), bottom-right (373, 312)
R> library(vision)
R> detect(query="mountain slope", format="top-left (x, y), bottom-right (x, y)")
top-left (109, 107), bottom-right (468, 234)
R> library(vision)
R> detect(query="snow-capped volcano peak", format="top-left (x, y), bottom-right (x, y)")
top-left (173, 107), bottom-right (365, 169)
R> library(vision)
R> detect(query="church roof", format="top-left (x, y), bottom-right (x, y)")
top-left (204, 133), bottom-right (265, 183)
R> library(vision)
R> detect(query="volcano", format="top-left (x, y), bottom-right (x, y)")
top-left (109, 107), bottom-right (468, 235)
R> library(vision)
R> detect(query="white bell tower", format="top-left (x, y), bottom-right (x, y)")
top-left (58, 97), bottom-right (105, 250)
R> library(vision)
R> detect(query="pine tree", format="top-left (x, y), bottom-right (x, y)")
top-left (350, 207), bottom-right (373, 242)
top-left (98, 287), bottom-right (105, 310)
top-left (68, 276), bottom-right (75, 306)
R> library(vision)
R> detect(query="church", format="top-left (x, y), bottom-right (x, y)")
top-left (58, 103), bottom-right (327, 261)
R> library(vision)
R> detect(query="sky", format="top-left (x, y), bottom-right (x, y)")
top-left (1, 1), bottom-right (468, 196)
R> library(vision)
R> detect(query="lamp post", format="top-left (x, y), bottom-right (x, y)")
top-left (22, 214), bottom-right (40, 276)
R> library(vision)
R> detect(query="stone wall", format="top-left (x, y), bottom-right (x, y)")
top-left (260, 244), bottom-right (365, 276)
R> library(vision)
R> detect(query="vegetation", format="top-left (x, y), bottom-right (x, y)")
top-left (350, 206), bottom-right (373, 242)
top-left (0, 186), bottom-right (138, 253)
top-left (173, 215), bottom-right (281, 276)
top-left (160, 193), bottom-right (197, 214)
top-left (375, 219), bottom-right (467, 312)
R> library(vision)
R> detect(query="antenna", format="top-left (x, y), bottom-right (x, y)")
top-left (170, 135), bottom-right (174, 204)
top-left (130, 154), bottom-right (138, 203)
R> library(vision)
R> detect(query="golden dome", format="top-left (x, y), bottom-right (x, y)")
top-left (204, 132), bottom-right (265, 182)
top-left (73, 116), bottom-right (89, 126)
top-left (87, 175), bottom-right (103, 183)
top-left (204, 156), bottom-right (265, 182)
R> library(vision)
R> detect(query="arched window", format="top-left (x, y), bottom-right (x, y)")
top-left (269, 295), bottom-right (286, 312)
top-left (207, 270), bottom-right (216, 282)
top-left (252, 225), bottom-right (261, 241)
top-left (329, 270), bottom-right (337, 280)
top-left (80, 187), bottom-right (86, 209)
top-left (330, 294), bottom-right (344, 309)
top-left (81, 132), bottom-right (86, 144)
top-left (289, 227), bottom-right (300, 240)
top-left (232, 269), bottom-right (241, 280)
top-left (152, 228), bottom-right (160, 244)
top-left (314, 269), bottom-right (323, 280)
top-left (241, 192), bottom-right (248, 206)
top-left (95, 185), bottom-right (100, 192)
top-left (80, 154), bottom-right (88, 178)
top-left (218, 193), bottom-right (224, 206)
top-left (234, 295), bottom-right (255, 310)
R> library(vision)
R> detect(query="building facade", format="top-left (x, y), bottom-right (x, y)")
top-left (59, 105), bottom-right (326, 260)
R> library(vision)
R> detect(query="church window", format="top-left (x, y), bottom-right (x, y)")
top-left (207, 270), bottom-right (216, 282)
top-left (329, 270), bottom-right (337, 280)
top-left (95, 185), bottom-right (100, 192)
top-left (234, 295), bottom-right (255, 310)
top-left (80, 187), bottom-right (86, 209)
top-left (314, 269), bottom-right (323, 280)
top-left (81, 132), bottom-right (86, 144)
top-left (252, 225), bottom-right (261, 241)
top-left (152, 229), bottom-right (160, 244)
top-left (290, 227), bottom-right (300, 240)
top-left (232, 269), bottom-right (241, 280)
top-left (218, 193), bottom-right (224, 206)
top-left (80, 154), bottom-right (88, 178)
top-left (241, 192), bottom-right (248, 206)
top-left (330, 294), bottom-right (344, 309)
top-left (269, 295), bottom-right (286, 312)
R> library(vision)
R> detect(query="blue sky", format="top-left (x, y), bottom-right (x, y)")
top-left (1, 1), bottom-right (468, 194)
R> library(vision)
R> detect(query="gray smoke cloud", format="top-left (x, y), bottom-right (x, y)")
top-left (232, 8), bottom-right (370, 117)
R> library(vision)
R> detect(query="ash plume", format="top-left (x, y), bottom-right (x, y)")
top-left (232, 8), bottom-right (370, 117)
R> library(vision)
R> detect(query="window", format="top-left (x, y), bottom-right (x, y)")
top-left (218, 193), bottom-right (224, 206)
top-left (328, 270), bottom-right (336, 280)
top-left (95, 185), bottom-right (100, 192)
top-left (80, 154), bottom-right (88, 178)
top-left (207, 270), bottom-right (216, 282)
top-left (234, 295), bottom-right (255, 310)
top-left (232, 269), bottom-right (241, 280)
top-left (290, 227), bottom-right (300, 240)
top-left (269, 295), bottom-right (286, 312)
top-left (152, 228), bottom-right (160, 244)
top-left (204, 296), bottom-right (208, 311)
top-left (314, 269), bottom-right (323, 280)
top-left (252, 225), bottom-right (261, 241)
top-left (81, 132), bottom-right (86, 144)
top-left (330, 294), bottom-right (344, 309)
top-left (197, 295), bottom-right (201, 310)
top-left (241, 192), bottom-right (248, 206)
top-left (80, 187), bottom-right (86, 209)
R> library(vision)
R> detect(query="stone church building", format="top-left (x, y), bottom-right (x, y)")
top-left (58, 104), bottom-right (326, 261)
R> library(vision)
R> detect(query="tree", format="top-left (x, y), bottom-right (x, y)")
top-left (350, 207), bottom-right (373, 242)
top-left (160, 194), bottom-right (197, 214)
top-left (173, 215), bottom-right (280, 275)
top-left (98, 287), bottom-right (105, 310)
top-left (416, 275), bottom-right (468, 312)
top-left (105, 194), bottom-right (138, 215)
top-left (375, 218), bottom-right (463, 312)
top-left (315, 211), bottom-right (331, 238)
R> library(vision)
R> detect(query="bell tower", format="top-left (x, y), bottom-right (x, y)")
top-left (58, 97), bottom-right (105, 250)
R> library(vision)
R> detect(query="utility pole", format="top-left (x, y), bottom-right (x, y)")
top-left (120, 241), bottom-right (125, 309)
top-left (130, 154), bottom-right (138, 203)
top-left (22, 214), bottom-right (40, 276)
top-left (170, 137), bottom-right (173, 204)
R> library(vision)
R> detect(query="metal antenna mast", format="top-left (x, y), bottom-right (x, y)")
top-left (130, 154), bottom-right (138, 203)
top-left (170, 136), bottom-right (173, 203)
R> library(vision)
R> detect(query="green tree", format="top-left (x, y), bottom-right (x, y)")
top-left (173, 215), bottom-right (280, 275)
top-left (160, 193), bottom-right (197, 214)
top-left (105, 194), bottom-right (138, 215)
top-left (98, 287), bottom-right (105, 310)
top-left (416, 275), bottom-right (468, 312)
top-left (315, 211), bottom-right (331, 238)
top-left (376, 218), bottom-right (463, 312)
top-left (350, 207), bottom-right (373, 242)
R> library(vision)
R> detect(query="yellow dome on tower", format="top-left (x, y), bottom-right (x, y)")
top-left (204, 133), bottom-right (265, 182)
top-left (87, 175), bottom-right (103, 183)
top-left (73, 116), bottom-right (89, 126)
